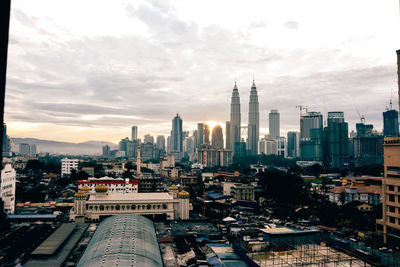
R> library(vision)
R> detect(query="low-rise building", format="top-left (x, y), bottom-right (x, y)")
top-left (69, 185), bottom-right (190, 222)
top-left (180, 175), bottom-right (197, 187)
top-left (78, 177), bottom-right (139, 194)
top-left (223, 182), bottom-right (255, 201)
top-left (327, 186), bottom-right (381, 206)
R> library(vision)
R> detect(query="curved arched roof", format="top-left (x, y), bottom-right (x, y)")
top-left (77, 214), bottom-right (162, 267)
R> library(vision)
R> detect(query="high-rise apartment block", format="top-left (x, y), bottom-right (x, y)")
top-left (18, 143), bottom-right (36, 156)
top-left (198, 148), bottom-right (233, 167)
top-left (258, 137), bottom-right (278, 155)
top-left (269, 109), bottom-right (280, 139)
top-left (247, 81), bottom-right (259, 155)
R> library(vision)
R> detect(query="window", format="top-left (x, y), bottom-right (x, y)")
top-left (389, 206), bottom-right (395, 213)
top-left (388, 185), bottom-right (395, 191)
top-left (389, 194), bottom-right (395, 202)
top-left (389, 216), bottom-right (395, 224)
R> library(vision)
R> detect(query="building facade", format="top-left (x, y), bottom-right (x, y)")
top-left (1, 164), bottom-right (16, 214)
top-left (198, 148), bottom-right (233, 167)
top-left (78, 177), bottom-right (139, 194)
top-left (70, 186), bottom-right (190, 222)
top-left (378, 49), bottom-right (400, 244)
top-left (61, 158), bottom-right (79, 176)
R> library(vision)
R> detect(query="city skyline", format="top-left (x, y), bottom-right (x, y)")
top-left (4, 0), bottom-right (400, 143)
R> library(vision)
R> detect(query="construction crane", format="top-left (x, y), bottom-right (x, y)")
top-left (356, 108), bottom-right (365, 124)
top-left (296, 105), bottom-right (308, 116)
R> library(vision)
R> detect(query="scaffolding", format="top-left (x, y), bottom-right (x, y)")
top-left (249, 242), bottom-right (372, 267)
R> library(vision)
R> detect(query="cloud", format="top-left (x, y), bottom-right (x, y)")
top-left (4, 0), bottom-right (399, 141)
top-left (285, 20), bottom-right (299, 30)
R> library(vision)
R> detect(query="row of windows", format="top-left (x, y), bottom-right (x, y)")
top-left (388, 206), bottom-right (400, 214)
top-left (87, 203), bottom-right (168, 211)
top-left (388, 216), bottom-right (400, 225)
top-left (388, 194), bottom-right (400, 203)
top-left (387, 185), bottom-right (400, 192)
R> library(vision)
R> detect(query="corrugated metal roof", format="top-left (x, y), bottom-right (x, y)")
top-left (77, 214), bottom-right (163, 267)
top-left (31, 223), bottom-right (76, 256)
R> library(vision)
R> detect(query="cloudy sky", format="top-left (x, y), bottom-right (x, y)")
top-left (5, 0), bottom-right (400, 143)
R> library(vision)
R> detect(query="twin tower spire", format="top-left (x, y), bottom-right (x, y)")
top-left (228, 80), bottom-right (259, 156)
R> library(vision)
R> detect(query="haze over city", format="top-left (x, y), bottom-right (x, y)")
top-left (4, 0), bottom-right (400, 143)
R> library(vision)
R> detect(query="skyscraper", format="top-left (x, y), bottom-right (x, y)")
top-left (247, 80), bottom-right (259, 155)
top-left (269, 109), bottom-right (280, 139)
top-left (287, 131), bottom-right (300, 158)
top-left (2, 123), bottom-right (10, 154)
top-left (383, 109), bottom-right (399, 137)
top-left (197, 123), bottom-right (204, 151)
top-left (300, 111), bottom-right (323, 161)
top-left (204, 124), bottom-right (210, 146)
top-left (324, 112), bottom-right (349, 168)
top-left (156, 135), bottom-right (165, 152)
top-left (144, 134), bottom-right (154, 144)
top-left (225, 121), bottom-right (231, 149)
top-left (131, 126), bottom-right (138, 141)
top-left (230, 82), bottom-right (241, 156)
top-left (171, 114), bottom-right (183, 152)
top-left (211, 125), bottom-right (224, 149)
top-left (102, 145), bottom-right (110, 157)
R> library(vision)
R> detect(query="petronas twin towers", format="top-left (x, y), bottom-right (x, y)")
top-left (228, 80), bottom-right (259, 156)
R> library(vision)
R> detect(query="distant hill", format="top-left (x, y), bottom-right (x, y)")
top-left (11, 138), bottom-right (117, 155)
